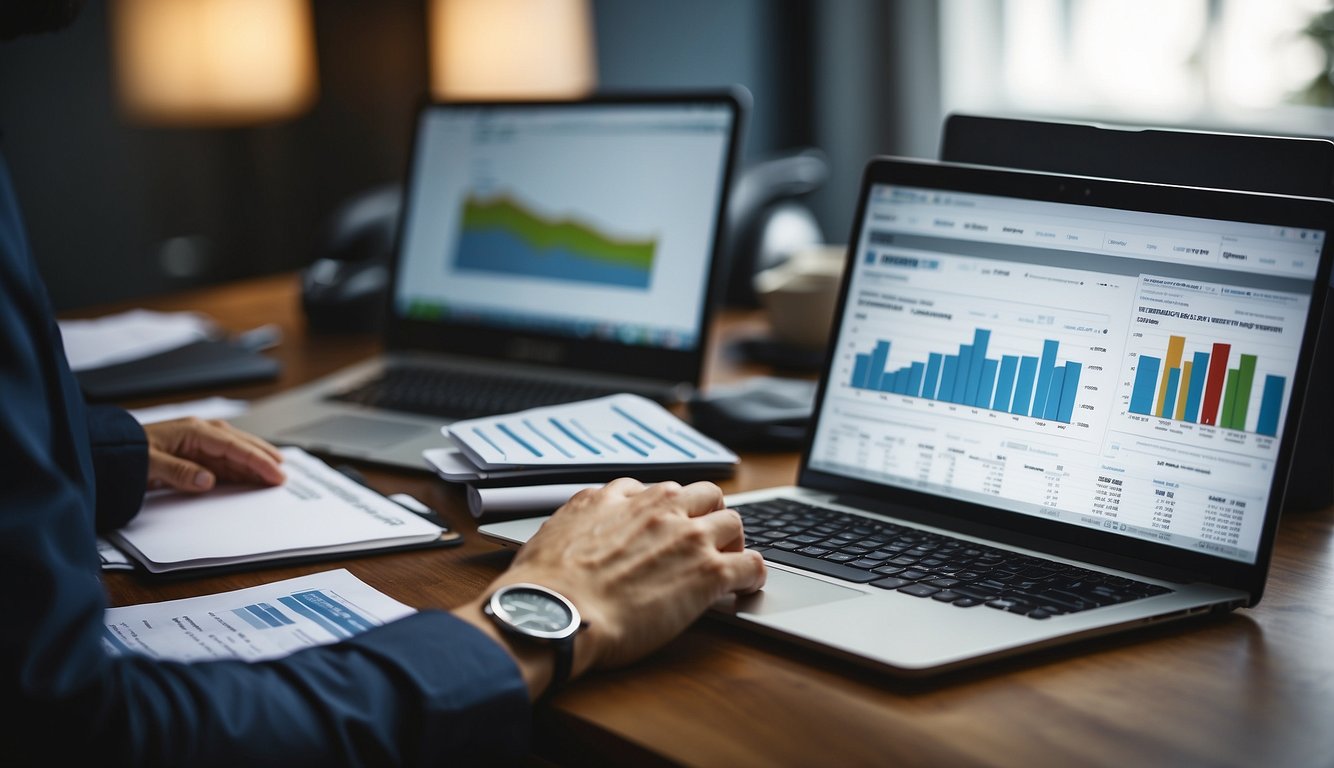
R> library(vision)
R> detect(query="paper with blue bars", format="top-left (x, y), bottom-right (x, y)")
top-left (446, 393), bottom-right (737, 470)
top-left (103, 569), bottom-right (415, 662)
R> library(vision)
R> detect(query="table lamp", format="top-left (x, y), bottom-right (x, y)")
top-left (107, 0), bottom-right (320, 286)
top-left (111, 0), bottom-right (318, 125)
top-left (428, 0), bottom-right (596, 100)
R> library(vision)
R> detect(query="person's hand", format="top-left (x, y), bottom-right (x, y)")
top-left (143, 417), bottom-right (286, 492)
top-left (456, 478), bottom-right (766, 697)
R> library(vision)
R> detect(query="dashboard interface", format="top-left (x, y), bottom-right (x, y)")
top-left (808, 183), bottom-right (1324, 564)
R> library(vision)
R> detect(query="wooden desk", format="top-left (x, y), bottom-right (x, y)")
top-left (91, 273), bottom-right (1334, 768)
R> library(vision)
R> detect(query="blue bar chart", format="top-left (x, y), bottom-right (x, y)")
top-left (850, 327), bottom-right (1086, 424)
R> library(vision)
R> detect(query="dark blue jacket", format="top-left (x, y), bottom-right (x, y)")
top-left (0, 152), bottom-right (530, 766)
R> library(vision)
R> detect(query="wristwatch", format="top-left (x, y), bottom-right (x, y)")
top-left (483, 583), bottom-right (583, 690)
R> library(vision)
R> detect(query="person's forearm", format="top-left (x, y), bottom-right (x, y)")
top-left (452, 598), bottom-right (557, 701)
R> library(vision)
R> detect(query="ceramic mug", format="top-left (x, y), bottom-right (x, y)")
top-left (753, 244), bottom-right (846, 349)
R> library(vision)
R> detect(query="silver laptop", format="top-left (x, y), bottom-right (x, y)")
top-left (230, 92), bottom-right (745, 469)
top-left (481, 156), bottom-right (1332, 676)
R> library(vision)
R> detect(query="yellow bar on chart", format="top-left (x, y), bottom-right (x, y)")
top-left (1156, 335), bottom-right (1185, 416)
top-left (1174, 360), bottom-right (1192, 420)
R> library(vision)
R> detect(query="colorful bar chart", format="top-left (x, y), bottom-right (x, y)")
top-left (849, 328), bottom-right (1085, 424)
top-left (1127, 334), bottom-right (1284, 436)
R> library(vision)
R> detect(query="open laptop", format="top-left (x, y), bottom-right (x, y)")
top-left (230, 92), bottom-right (745, 470)
top-left (939, 112), bottom-right (1334, 512)
top-left (481, 156), bottom-right (1333, 676)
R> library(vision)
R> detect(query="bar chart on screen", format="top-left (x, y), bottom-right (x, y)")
top-left (1116, 277), bottom-right (1306, 450)
top-left (1121, 331), bottom-right (1293, 441)
top-left (839, 314), bottom-right (1117, 441)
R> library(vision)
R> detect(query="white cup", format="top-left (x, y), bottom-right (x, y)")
top-left (753, 244), bottom-right (846, 349)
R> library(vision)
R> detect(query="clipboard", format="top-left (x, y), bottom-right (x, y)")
top-left (101, 448), bottom-right (464, 578)
top-left (76, 339), bottom-right (281, 401)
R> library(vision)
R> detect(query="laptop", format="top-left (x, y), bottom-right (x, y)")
top-left (480, 155), bottom-right (1333, 676)
top-left (229, 92), bottom-right (746, 470)
top-left (939, 112), bottom-right (1334, 512)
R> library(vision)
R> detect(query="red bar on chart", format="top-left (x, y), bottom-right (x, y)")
top-left (1199, 342), bottom-right (1231, 426)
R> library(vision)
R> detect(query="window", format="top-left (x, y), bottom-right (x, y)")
top-left (941, 0), bottom-right (1334, 135)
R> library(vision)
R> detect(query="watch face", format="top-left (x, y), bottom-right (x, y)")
top-left (496, 586), bottom-right (575, 636)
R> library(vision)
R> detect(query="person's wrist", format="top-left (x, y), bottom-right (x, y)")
top-left (491, 571), bottom-right (606, 679)
top-left (454, 598), bottom-right (557, 700)
top-left (483, 583), bottom-right (584, 691)
top-left (480, 573), bottom-right (605, 680)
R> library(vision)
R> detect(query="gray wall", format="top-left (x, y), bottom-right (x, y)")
top-left (1, 1), bottom-right (430, 310)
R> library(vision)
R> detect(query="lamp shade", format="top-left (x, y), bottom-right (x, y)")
top-left (429, 0), bottom-right (596, 100)
top-left (112, 0), bottom-right (318, 125)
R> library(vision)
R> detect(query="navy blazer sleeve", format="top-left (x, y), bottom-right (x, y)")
top-left (85, 403), bottom-right (150, 532)
top-left (0, 152), bottom-right (531, 766)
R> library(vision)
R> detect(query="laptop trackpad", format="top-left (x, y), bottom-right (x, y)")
top-left (279, 415), bottom-right (430, 449)
top-left (732, 567), bottom-right (866, 617)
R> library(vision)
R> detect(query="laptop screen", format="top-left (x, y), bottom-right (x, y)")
top-left (391, 98), bottom-right (737, 356)
top-left (807, 174), bottom-right (1326, 566)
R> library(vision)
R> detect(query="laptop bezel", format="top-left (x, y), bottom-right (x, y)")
top-left (793, 156), bottom-right (1334, 603)
top-left (939, 112), bottom-right (1334, 199)
top-left (379, 89), bottom-right (750, 393)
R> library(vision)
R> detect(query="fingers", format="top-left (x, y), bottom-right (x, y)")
top-left (564, 479), bottom-right (723, 518)
top-left (599, 477), bottom-right (646, 497)
top-left (677, 481), bottom-right (726, 517)
top-left (218, 420), bottom-right (284, 464)
top-left (188, 421), bottom-right (285, 485)
top-left (693, 509), bottom-right (766, 593)
top-left (556, 477), bottom-right (752, 579)
top-left (633, 480), bottom-right (724, 518)
top-left (696, 506), bottom-right (746, 551)
top-left (145, 418), bottom-right (286, 487)
top-left (147, 449), bottom-right (216, 492)
top-left (721, 548), bottom-right (768, 595)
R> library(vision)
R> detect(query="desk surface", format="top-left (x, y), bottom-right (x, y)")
top-left (90, 273), bottom-right (1334, 768)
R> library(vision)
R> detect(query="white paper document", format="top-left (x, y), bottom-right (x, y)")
top-left (446, 394), bottom-right (737, 470)
top-left (102, 569), bottom-right (416, 662)
top-left (420, 447), bottom-right (614, 484)
top-left (129, 396), bottom-right (249, 425)
top-left (58, 308), bottom-right (216, 371)
top-left (422, 447), bottom-right (491, 482)
top-left (109, 447), bottom-right (447, 574)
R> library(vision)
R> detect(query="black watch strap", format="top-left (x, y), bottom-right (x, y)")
top-left (551, 634), bottom-right (576, 691)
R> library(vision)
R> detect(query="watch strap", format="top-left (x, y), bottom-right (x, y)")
top-left (551, 633), bottom-right (575, 691)
top-left (484, 583), bottom-right (583, 694)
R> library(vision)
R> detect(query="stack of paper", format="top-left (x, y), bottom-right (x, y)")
top-left (109, 447), bottom-right (459, 576)
top-left (59, 309), bottom-right (280, 401)
top-left (58, 309), bottom-right (217, 372)
top-left (424, 394), bottom-right (739, 519)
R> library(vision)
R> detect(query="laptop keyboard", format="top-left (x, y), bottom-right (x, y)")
top-left (737, 498), bottom-right (1172, 620)
top-left (328, 364), bottom-right (631, 420)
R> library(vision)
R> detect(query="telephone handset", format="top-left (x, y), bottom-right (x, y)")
top-left (722, 147), bottom-right (830, 307)
top-left (300, 184), bottom-right (400, 333)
